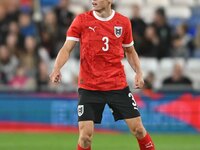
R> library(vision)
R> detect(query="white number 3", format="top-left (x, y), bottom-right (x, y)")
top-left (128, 93), bottom-right (138, 110)
top-left (102, 37), bottom-right (109, 51)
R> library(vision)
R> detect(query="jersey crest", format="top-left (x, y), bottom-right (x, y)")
top-left (114, 26), bottom-right (123, 38)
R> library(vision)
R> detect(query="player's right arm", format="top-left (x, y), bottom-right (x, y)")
top-left (49, 15), bottom-right (82, 83)
top-left (49, 40), bottom-right (77, 83)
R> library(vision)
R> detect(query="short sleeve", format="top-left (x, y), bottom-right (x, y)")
top-left (122, 19), bottom-right (134, 47)
top-left (66, 15), bottom-right (82, 42)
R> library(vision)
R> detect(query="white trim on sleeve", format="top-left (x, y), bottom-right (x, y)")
top-left (66, 36), bottom-right (80, 42)
top-left (122, 41), bottom-right (134, 47)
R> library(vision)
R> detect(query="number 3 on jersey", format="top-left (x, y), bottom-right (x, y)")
top-left (102, 37), bottom-right (109, 51)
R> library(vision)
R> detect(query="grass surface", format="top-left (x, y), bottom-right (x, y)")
top-left (0, 133), bottom-right (199, 150)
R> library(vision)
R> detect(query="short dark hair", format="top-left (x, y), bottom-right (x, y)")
top-left (156, 7), bottom-right (166, 18)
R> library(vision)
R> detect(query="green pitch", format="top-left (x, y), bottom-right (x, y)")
top-left (0, 133), bottom-right (199, 150)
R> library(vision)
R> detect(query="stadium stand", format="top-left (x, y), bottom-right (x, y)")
top-left (0, 0), bottom-right (200, 92)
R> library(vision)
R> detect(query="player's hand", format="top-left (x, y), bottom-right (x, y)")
top-left (49, 69), bottom-right (62, 84)
top-left (134, 73), bottom-right (144, 89)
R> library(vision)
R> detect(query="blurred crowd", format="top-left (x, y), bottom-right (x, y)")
top-left (0, 0), bottom-right (199, 92)
top-left (0, 0), bottom-right (76, 91)
top-left (132, 5), bottom-right (200, 59)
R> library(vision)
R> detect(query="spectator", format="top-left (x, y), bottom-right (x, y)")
top-left (171, 35), bottom-right (189, 58)
top-left (144, 72), bottom-right (155, 90)
top-left (19, 36), bottom-right (38, 77)
top-left (138, 25), bottom-right (160, 57)
top-left (37, 60), bottom-right (50, 91)
top-left (0, 45), bottom-right (19, 83)
top-left (175, 23), bottom-right (192, 48)
top-left (0, 70), bottom-right (7, 85)
top-left (0, 0), bottom-right (199, 92)
top-left (174, 23), bottom-right (193, 56)
top-left (152, 8), bottom-right (171, 59)
top-left (54, 0), bottom-right (74, 42)
top-left (42, 10), bottom-right (58, 38)
top-left (193, 26), bottom-right (200, 57)
top-left (130, 4), bottom-right (146, 50)
top-left (18, 11), bottom-right (37, 37)
top-left (6, 0), bottom-right (21, 22)
top-left (0, 5), bottom-right (8, 44)
top-left (6, 33), bottom-right (20, 57)
top-left (163, 62), bottom-right (192, 87)
top-left (39, 10), bottom-right (59, 58)
top-left (8, 21), bottom-right (25, 49)
top-left (9, 65), bottom-right (36, 90)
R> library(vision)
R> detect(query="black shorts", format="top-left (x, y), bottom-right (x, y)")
top-left (77, 86), bottom-right (140, 124)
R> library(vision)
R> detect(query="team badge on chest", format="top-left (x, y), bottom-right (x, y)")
top-left (114, 26), bottom-right (123, 38)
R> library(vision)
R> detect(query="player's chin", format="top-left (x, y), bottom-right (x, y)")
top-left (92, 6), bottom-right (101, 11)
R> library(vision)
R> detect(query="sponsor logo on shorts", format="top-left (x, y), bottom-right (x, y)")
top-left (78, 105), bottom-right (84, 116)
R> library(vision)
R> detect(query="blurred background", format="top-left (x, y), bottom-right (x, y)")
top-left (0, 0), bottom-right (200, 150)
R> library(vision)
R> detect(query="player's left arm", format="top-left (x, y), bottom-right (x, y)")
top-left (123, 18), bottom-right (144, 89)
top-left (124, 46), bottom-right (144, 89)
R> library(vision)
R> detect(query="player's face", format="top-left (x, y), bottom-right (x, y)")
top-left (92, 0), bottom-right (112, 11)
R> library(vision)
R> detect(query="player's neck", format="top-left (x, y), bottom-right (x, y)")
top-left (94, 7), bottom-right (112, 18)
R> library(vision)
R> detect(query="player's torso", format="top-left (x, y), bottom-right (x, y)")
top-left (80, 11), bottom-right (127, 67)
top-left (78, 11), bottom-right (128, 90)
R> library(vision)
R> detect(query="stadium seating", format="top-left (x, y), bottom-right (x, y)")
top-left (139, 57), bottom-right (159, 75)
top-left (117, 0), bottom-right (144, 5)
top-left (146, 0), bottom-right (170, 7)
top-left (166, 6), bottom-right (192, 19)
top-left (121, 59), bottom-right (136, 88)
top-left (69, 4), bottom-right (86, 15)
top-left (51, 57), bottom-right (200, 90)
top-left (116, 6), bottom-right (132, 18)
top-left (30, 0), bottom-right (200, 92)
top-left (140, 6), bottom-right (155, 23)
top-left (59, 58), bottom-right (79, 85)
top-left (171, 0), bottom-right (196, 7)
top-left (186, 58), bottom-right (200, 71)
top-left (69, 0), bottom-right (199, 27)
top-left (185, 59), bottom-right (200, 89)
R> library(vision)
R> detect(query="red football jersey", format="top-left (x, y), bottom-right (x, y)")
top-left (67, 10), bottom-right (134, 91)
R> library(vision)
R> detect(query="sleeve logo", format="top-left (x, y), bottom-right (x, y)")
top-left (78, 105), bottom-right (84, 116)
top-left (114, 26), bottom-right (123, 38)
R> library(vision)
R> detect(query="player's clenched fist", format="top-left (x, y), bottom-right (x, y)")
top-left (49, 69), bottom-right (62, 83)
top-left (134, 73), bottom-right (144, 89)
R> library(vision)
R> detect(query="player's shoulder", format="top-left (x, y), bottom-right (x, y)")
top-left (114, 11), bottom-right (130, 22)
top-left (75, 11), bottom-right (94, 22)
